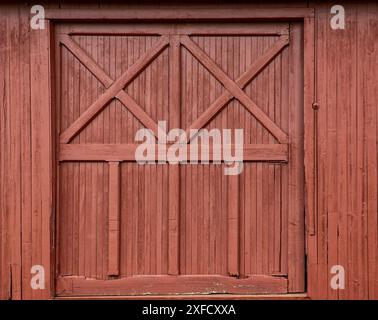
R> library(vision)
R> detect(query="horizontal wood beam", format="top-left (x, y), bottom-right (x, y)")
top-left (46, 8), bottom-right (314, 20)
top-left (55, 293), bottom-right (308, 300)
top-left (57, 22), bottom-right (289, 36)
top-left (59, 144), bottom-right (289, 162)
top-left (56, 275), bottom-right (288, 295)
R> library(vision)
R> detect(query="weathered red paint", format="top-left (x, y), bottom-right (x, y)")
top-left (0, 2), bottom-right (377, 300)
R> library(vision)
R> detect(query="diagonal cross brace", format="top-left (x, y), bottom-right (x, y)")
top-left (180, 35), bottom-right (289, 144)
top-left (59, 35), bottom-right (169, 144)
top-left (185, 35), bottom-right (289, 143)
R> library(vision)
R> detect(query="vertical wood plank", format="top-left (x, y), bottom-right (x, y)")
top-left (30, 18), bottom-right (52, 299)
top-left (303, 12), bottom-right (318, 298)
top-left (336, 3), bottom-right (352, 300)
top-left (228, 175), bottom-right (239, 276)
top-left (168, 35), bottom-right (180, 275)
top-left (8, 6), bottom-right (22, 300)
top-left (365, 2), bottom-right (378, 300)
top-left (19, 5), bottom-right (33, 300)
top-left (312, 2), bottom-right (329, 300)
top-left (267, 37), bottom-right (275, 275)
top-left (324, 3), bottom-right (339, 299)
top-left (108, 161), bottom-right (120, 276)
top-left (346, 5), bottom-right (358, 299)
top-left (0, 6), bottom-right (10, 300)
top-left (280, 37), bottom-right (289, 277)
top-left (287, 22), bottom-right (305, 292)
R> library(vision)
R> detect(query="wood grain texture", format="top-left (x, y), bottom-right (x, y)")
top-left (46, 7), bottom-right (314, 20)
top-left (56, 22), bottom-right (298, 295)
top-left (0, 2), bottom-right (377, 300)
top-left (287, 22), bottom-right (305, 292)
top-left (307, 2), bottom-right (378, 299)
top-left (56, 275), bottom-right (288, 295)
top-left (185, 35), bottom-right (289, 141)
top-left (0, 7), bottom-right (12, 300)
top-left (181, 35), bottom-right (289, 143)
top-left (59, 144), bottom-right (289, 162)
top-left (228, 175), bottom-right (239, 276)
top-left (59, 34), bottom-right (164, 139)
top-left (168, 35), bottom-right (181, 275)
top-left (30, 17), bottom-right (53, 300)
top-left (60, 35), bottom-right (169, 143)
top-left (108, 162), bottom-right (120, 276)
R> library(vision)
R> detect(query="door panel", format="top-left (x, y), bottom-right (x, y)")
top-left (55, 22), bottom-right (304, 296)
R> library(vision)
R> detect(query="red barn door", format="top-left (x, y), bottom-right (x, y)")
top-left (55, 21), bottom-right (304, 296)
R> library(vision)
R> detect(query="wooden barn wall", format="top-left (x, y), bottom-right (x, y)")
top-left (0, 1), bottom-right (377, 299)
top-left (0, 4), bottom-right (52, 299)
top-left (305, 1), bottom-right (377, 300)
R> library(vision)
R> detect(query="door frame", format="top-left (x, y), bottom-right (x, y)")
top-left (32, 6), bottom-right (316, 299)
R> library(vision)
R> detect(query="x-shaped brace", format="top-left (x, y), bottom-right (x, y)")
top-left (59, 35), bottom-right (169, 143)
top-left (60, 34), bottom-right (289, 145)
top-left (180, 35), bottom-right (289, 144)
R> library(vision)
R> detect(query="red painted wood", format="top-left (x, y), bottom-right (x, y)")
top-left (228, 175), bottom-right (239, 276)
top-left (46, 7), bottom-right (314, 20)
top-left (59, 144), bottom-right (289, 162)
top-left (168, 35), bottom-right (181, 275)
top-left (1, 2), bottom-right (377, 300)
top-left (30, 18), bottom-right (53, 300)
top-left (56, 275), bottom-right (288, 295)
top-left (287, 22), bottom-right (305, 292)
top-left (108, 162), bottom-right (120, 276)
top-left (55, 21), bottom-right (302, 295)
